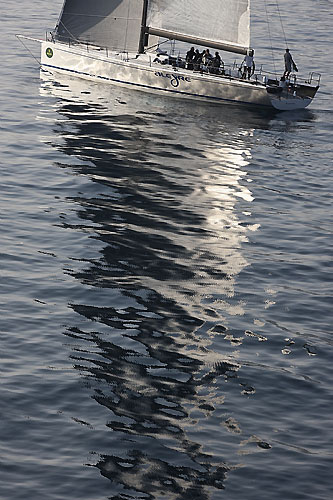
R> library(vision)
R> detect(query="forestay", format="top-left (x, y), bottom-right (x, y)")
top-left (55, 0), bottom-right (143, 52)
top-left (146, 0), bottom-right (251, 54)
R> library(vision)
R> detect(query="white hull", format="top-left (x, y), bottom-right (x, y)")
top-left (40, 40), bottom-right (314, 111)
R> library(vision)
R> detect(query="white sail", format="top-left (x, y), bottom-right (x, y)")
top-left (146, 0), bottom-right (250, 54)
top-left (55, 0), bottom-right (143, 52)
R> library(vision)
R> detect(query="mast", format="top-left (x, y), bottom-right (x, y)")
top-left (138, 0), bottom-right (149, 53)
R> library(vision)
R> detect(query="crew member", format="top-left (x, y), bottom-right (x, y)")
top-left (283, 48), bottom-right (298, 78)
top-left (186, 47), bottom-right (195, 70)
top-left (242, 49), bottom-right (255, 80)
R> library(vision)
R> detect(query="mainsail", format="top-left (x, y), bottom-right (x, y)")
top-left (145, 0), bottom-right (250, 54)
top-left (54, 0), bottom-right (250, 55)
top-left (55, 0), bottom-right (143, 52)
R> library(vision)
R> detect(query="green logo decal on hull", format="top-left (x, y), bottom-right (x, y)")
top-left (46, 47), bottom-right (53, 58)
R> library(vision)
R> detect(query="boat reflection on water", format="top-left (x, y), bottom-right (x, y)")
top-left (39, 71), bottom-right (269, 498)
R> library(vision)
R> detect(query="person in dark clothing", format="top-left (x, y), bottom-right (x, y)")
top-left (185, 46), bottom-right (195, 70)
top-left (193, 49), bottom-right (202, 71)
top-left (211, 51), bottom-right (223, 74)
top-left (283, 48), bottom-right (298, 78)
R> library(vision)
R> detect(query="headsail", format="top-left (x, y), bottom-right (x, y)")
top-left (55, 0), bottom-right (143, 52)
top-left (145, 0), bottom-right (251, 54)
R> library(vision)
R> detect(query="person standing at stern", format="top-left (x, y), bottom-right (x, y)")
top-left (283, 48), bottom-right (298, 78)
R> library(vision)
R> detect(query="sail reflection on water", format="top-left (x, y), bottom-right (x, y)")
top-left (39, 73), bottom-right (264, 498)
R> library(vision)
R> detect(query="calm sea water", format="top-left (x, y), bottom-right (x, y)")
top-left (1, 1), bottom-right (332, 499)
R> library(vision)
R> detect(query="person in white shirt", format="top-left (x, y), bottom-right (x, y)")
top-left (242, 50), bottom-right (255, 80)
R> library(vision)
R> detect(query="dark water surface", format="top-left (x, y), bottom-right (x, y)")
top-left (1, 1), bottom-right (332, 499)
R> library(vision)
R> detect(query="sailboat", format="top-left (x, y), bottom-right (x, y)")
top-left (18, 0), bottom-right (320, 111)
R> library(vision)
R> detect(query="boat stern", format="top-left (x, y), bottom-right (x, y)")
top-left (265, 74), bottom-right (320, 111)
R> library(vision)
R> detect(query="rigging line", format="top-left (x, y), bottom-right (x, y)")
top-left (57, 20), bottom-right (80, 44)
top-left (124, 0), bottom-right (131, 52)
top-left (274, 0), bottom-right (288, 48)
top-left (147, 37), bottom-right (170, 52)
top-left (264, 0), bottom-right (277, 78)
top-left (17, 36), bottom-right (41, 67)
